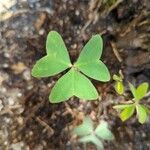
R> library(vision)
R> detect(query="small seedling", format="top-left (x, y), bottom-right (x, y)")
top-left (113, 82), bottom-right (150, 124)
top-left (32, 31), bottom-right (110, 103)
top-left (72, 116), bottom-right (114, 150)
top-left (113, 72), bottom-right (124, 95)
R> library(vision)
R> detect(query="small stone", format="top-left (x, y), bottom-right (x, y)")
top-left (39, 29), bottom-right (45, 35)
top-left (27, 85), bottom-right (33, 90)
top-left (17, 93), bottom-right (22, 97)
top-left (1, 87), bottom-right (7, 93)
top-left (23, 69), bottom-right (31, 81)
top-left (8, 97), bottom-right (15, 105)
top-left (4, 117), bottom-right (11, 124)
top-left (3, 63), bottom-right (9, 68)
top-left (4, 52), bottom-right (10, 58)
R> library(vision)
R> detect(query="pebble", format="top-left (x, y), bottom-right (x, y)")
top-left (4, 52), bottom-right (10, 58)
top-left (17, 92), bottom-right (22, 97)
top-left (23, 69), bottom-right (31, 81)
top-left (39, 29), bottom-right (45, 35)
top-left (10, 141), bottom-right (25, 150)
top-left (4, 117), bottom-right (11, 124)
top-left (3, 63), bottom-right (9, 68)
top-left (8, 97), bottom-right (15, 105)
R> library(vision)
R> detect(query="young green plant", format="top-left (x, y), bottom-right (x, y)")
top-left (113, 82), bottom-right (150, 124)
top-left (72, 116), bottom-right (114, 150)
top-left (32, 31), bottom-right (110, 103)
top-left (113, 73), bottom-right (124, 95)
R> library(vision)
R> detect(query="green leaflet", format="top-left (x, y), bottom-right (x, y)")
top-left (32, 31), bottom-right (71, 77)
top-left (31, 55), bottom-right (70, 77)
top-left (46, 31), bottom-right (71, 65)
top-left (129, 83), bottom-right (137, 100)
top-left (75, 35), bottom-right (110, 82)
top-left (95, 121), bottom-right (114, 140)
top-left (114, 81), bottom-right (124, 95)
top-left (129, 82), bottom-right (149, 101)
top-left (135, 82), bottom-right (149, 101)
top-left (76, 35), bottom-right (103, 62)
top-left (120, 105), bottom-right (135, 121)
top-left (75, 60), bottom-right (110, 81)
top-left (73, 116), bottom-right (93, 136)
top-left (49, 68), bottom-right (98, 103)
top-left (73, 117), bottom-right (114, 150)
top-left (136, 105), bottom-right (148, 124)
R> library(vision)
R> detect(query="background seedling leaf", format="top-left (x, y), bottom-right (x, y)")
top-left (135, 82), bottom-right (149, 101)
top-left (75, 60), bottom-right (110, 81)
top-left (73, 116), bottom-right (93, 136)
top-left (95, 121), bottom-right (114, 140)
top-left (120, 105), bottom-right (135, 121)
top-left (136, 105), bottom-right (148, 124)
top-left (79, 135), bottom-right (104, 150)
top-left (114, 81), bottom-right (124, 95)
top-left (50, 69), bottom-right (98, 103)
top-left (46, 31), bottom-right (71, 66)
top-left (32, 55), bottom-right (70, 77)
top-left (128, 83), bottom-right (137, 100)
top-left (76, 35), bottom-right (103, 63)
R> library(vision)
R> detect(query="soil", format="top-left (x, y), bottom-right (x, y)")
top-left (0, 0), bottom-right (150, 150)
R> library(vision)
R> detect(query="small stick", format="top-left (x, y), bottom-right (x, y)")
top-left (0, 104), bottom-right (22, 115)
top-left (110, 41), bottom-right (123, 62)
top-left (36, 117), bottom-right (54, 137)
top-left (104, 0), bottom-right (123, 16)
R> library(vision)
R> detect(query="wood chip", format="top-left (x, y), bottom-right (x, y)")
top-left (11, 62), bottom-right (27, 74)
top-left (34, 13), bottom-right (46, 31)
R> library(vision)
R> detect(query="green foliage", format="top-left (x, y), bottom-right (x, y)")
top-left (32, 31), bottom-right (110, 103)
top-left (113, 82), bottom-right (149, 124)
top-left (129, 82), bottom-right (149, 101)
top-left (73, 116), bottom-right (114, 150)
top-left (113, 74), bottom-right (124, 95)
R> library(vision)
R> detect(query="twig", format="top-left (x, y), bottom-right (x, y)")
top-left (110, 41), bottom-right (123, 62)
top-left (105, 0), bottom-right (123, 16)
top-left (36, 117), bottom-right (54, 137)
top-left (0, 104), bottom-right (22, 115)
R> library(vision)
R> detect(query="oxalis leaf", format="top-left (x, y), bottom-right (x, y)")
top-left (32, 31), bottom-right (110, 103)
top-left (49, 68), bottom-right (98, 103)
top-left (32, 31), bottom-right (71, 77)
top-left (73, 117), bottom-right (114, 150)
top-left (46, 31), bottom-right (71, 65)
top-left (75, 35), bottom-right (110, 82)
top-left (73, 116), bottom-right (93, 136)
top-left (95, 121), bottom-right (114, 140)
